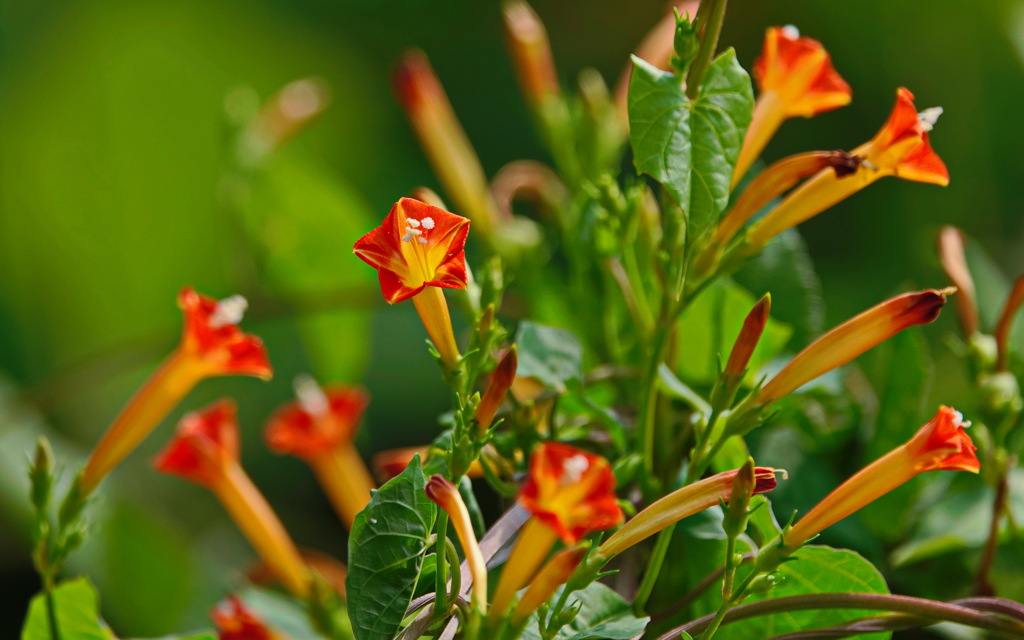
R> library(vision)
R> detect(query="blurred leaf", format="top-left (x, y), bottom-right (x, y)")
top-left (237, 586), bottom-right (330, 640)
top-left (675, 279), bottom-right (792, 384)
top-left (132, 634), bottom-right (215, 640)
top-left (520, 582), bottom-right (648, 640)
top-left (22, 577), bottom-right (114, 640)
top-left (734, 230), bottom-right (825, 346)
top-left (346, 456), bottom-right (435, 640)
top-left (747, 495), bottom-right (783, 548)
top-left (628, 50), bottom-right (753, 239)
top-left (858, 331), bottom-right (933, 543)
top-left (515, 321), bottom-right (583, 391)
top-left (723, 546), bottom-right (891, 640)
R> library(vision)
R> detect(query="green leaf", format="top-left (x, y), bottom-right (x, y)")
top-left (723, 546), bottom-right (891, 640)
top-left (22, 577), bottom-right (114, 640)
top-left (520, 582), bottom-right (648, 640)
top-left (628, 50), bottom-right (753, 239)
top-left (515, 321), bottom-right (584, 392)
top-left (346, 455), bottom-right (436, 640)
top-left (675, 279), bottom-right (792, 384)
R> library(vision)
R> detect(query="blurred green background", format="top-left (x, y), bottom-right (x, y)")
top-left (1, 0), bottom-right (1022, 635)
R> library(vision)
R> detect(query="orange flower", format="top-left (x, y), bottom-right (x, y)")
top-left (734, 26), bottom-right (851, 185)
top-left (354, 197), bottom-right (469, 367)
top-left (371, 445), bottom-right (491, 482)
top-left (597, 466), bottom-right (779, 559)
top-left (756, 289), bottom-right (949, 406)
top-left (746, 88), bottom-right (948, 248)
top-left (503, 0), bottom-right (561, 110)
top-left (155, 400), bottom-right (309, 597)
top-left (511, 546), bottom-right (587, 623)
top-left (212, 596), bottom-right (288, 640)
top-left (489, 443), bottom-right (622, 620)
top-left (476, 346), bottom-right (518, 432)
top-left (80, 288), bottom-right (271, 493)
top-left (265, 377), bottom-right (375, 528)
top-left (393, 50), bottom-right (502, 240)
top-left (769, 406), bottom-right (977, 558)
top-left (426, 475), bottom-right (488, 613)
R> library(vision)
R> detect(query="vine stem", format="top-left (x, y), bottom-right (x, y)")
top-left (976, 456), bottom-right (1012, 595)
top-left (656, 593), bottom-right (1024, 640)
top-left (684, 0), bottom-right (728, 99)
top-left (45, 577), bottom-right (63, 640)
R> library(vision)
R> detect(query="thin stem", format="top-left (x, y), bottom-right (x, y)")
top-left (633, 521), bottom-right (676, 615)
top-left (637, 316), bottom-right (674, 485)
top-left (699, 537), bottom-right (738, 640)
top-left (976, 458), bottom-right (1012, 595)
top-left (685, 0), bottom-right (728, 99)
top-left (663, 593), bottom-right (1024, 640)
top-left (652, 555), bottom-right (753, 621)
top-left (435, 511), bottom-right (450, 614)
top-left (44, 575), bottom-right (63, 640)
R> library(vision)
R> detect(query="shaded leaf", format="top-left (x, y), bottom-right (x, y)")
top-left (521, 582), bottom-right (648, 640)
top-left (346, 456), bottom-right (436, 640)
top-left (515, 321), bottom-right (584, 391)
top-left (22, 577), bottom-right (114, 640)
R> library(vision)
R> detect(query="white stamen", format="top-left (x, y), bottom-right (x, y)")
top-left (402, 233), bottom-right (413, 242)
top-left (918, 107), bottom-right (943, 132)
top-left (407, 218), bottom-right (421, 228)
top-left (294, 374), bottom-right (330, 416)
top-left (561, 454), bottom-right (590, 484)
top-left (417, 236), bottom-right (428, 244)
top-left (405, 227), bottom-right (422, 236)
top-left (781, 25), bottom-right (800, 39)
top-left (421, 217), bottom-right (435, 230)
top-left (209, 295), bottom-right (248, 328)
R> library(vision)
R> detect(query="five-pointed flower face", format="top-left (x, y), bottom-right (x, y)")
top-left (353, 198), bottom-right (470, 304)
top-left (855, 87), bottom-right (949, 186)
top-left (265, 380), bottom-right (370, 460)
top-left (520, 442), bottom-right (624, 544)
top-left (754, 26), bottom-right (852, 119)
top-left (178, 287), bottom-right (272, 379)
top-left (154, 399), bottom-right (239, 488)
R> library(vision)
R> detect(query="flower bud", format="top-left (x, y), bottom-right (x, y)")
top-left (426, 475), bottom-right (488, 613)
top-left (503, 0), bottom-right (561, 110)
top-left (937, 226), bottom-right (978, 337)
top-left (29, 437), bottom-right (55, 512)
top-left (477, 346), bottom-right (519, 432)
top-left (722, 458), bottom-right (757, 539)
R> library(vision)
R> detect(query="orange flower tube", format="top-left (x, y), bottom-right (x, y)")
top-left (393, 50), bottom-right (501, 240)
top-left (756, 289), bottom-right (949, 406)
top-left (937, 226), bottom-right (979, 337)
top-left (503, 1), bottom-right (561, 111)
top-left (154, 400), bottom-right (310, 597)
top-left (746, 88), bottom-right (948, 248)
top-left (265, 377), bottom-right (375, 529)
top-left (489, 442), bottom-right (623, 621)
top-left (81, 288), bottom-right (271, 494)
top-left (511, 546), bottom-right (587, 624)
top-left (353, 197), bottom-right (470, 368)
top-left (771, 406), bottom-right (978, 558)
top-left (476, 346), bottom-right (519, 432)
top-left (597, 466), bottom-right (778, 558)
top-left (723, 294), bottom-right (772, 379)
top-left (734, 26), bottom-right (852, 186)
top-left (426, 475), bottom-right (488, 613)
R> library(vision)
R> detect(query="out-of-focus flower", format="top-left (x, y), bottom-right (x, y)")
top-left (353, 197), bottom-right (469, 367)
top-left (937, 226), bottom-right (979, 337)
top-left (237, 78), bottom-right (329, 166)
top-left (734, 26), bottom-right (852, 185)
top-left (426, 475), bottom-right (488, 613)
top-left (597, 466), bottom-right (778, 558)
top-left (371, 445), bottom-right (493, 482)
top-left (766, 406), bottom-right (977, 559)
top-left (476, 346), bottom-right (519, 432)
top-left (511, 546), bottom-right (587, 623)
top-left (755, 289), bottom-right (949, 406)
top-left (995, 276), bottom-right (1024, 372)
top-left (723, 294), bottom-right (772, 379)
top-left (746, 88), bottom-right (948, 249)
top-left (80, 287), bottom-right (271, 493)
top-left (265, 377), bottom-right (375, 528)
top-left (393, 50), bottom-right (502, 240)
top-left (212, 596), bottom-right (288, 640)
top-left (155, 400), bottom-right (309, 596)
top-left (489, 443), bottom-right (622, 620)
top-left (503, 0), bottom-right (561, 110)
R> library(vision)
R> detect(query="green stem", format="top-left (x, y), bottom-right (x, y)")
top-left (685, 0), bottom-right (728, 99)
top-left (699, 536), bottom-right (739, 640)
top-left (435, 511), bottom-right (450, 614)
top-left (686, 407), bottom-right (723, 484)
top-left (44, 575), bottom-right (62, 640)
top-left (637, 317), bottom-right (674, 485)
top-left (633, 521), bottom-right (676, 615)
top-left (668, 593), bottom-right (1024, 640)
top-left (976, 456), bottom-right (1012, 595)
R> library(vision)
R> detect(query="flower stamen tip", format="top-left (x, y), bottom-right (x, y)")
top-left (293, 374), bottom-right (329, 416)
top-left (209, 295), bottom-right (249, 329)
top-left (918, 106), bottom-right (943, 132)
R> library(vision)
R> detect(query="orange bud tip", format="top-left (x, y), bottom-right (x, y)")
top-left (477, 346), bottom-right (519, 431)
top-left (724, 294), bottom-right (772, 377)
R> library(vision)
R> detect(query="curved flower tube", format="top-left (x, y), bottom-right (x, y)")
top-left (354, 197), bottom-right (469, 367)
top-left (765, 406), bottom-right (978, 561)
top-left (426, 475), bottom-right (488, 614)
top-left (154, 400), bottom-right (310, 597)
top-left (489, 442), bottom-right (623, 621)
top-left (265, 377), bottom-right (375, 528)
top-left (733, 26), bottom-right (852, 185)
top-left (80, 287), bottom-right (271, 493)
top-left (937, 226), bottom-right (979, 337)
top-left (746, 88), bottom-right (949, 249)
